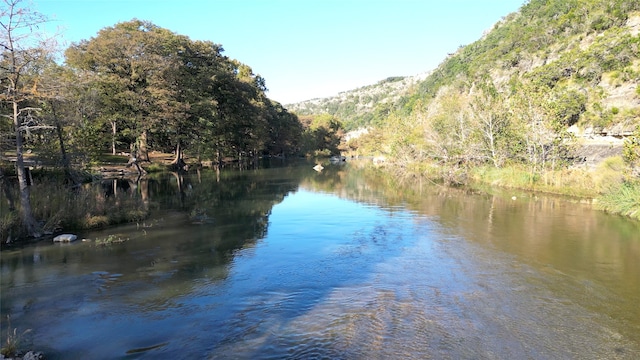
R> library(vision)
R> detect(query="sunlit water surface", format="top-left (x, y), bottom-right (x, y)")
top-left (1, 162), bottom-right (639, 359)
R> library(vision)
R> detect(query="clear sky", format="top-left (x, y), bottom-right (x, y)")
top-left (33, 0), bottom-right (525, 104)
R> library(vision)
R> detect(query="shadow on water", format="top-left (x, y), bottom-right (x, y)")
top-left (1, 159), bottom-right (640, 358)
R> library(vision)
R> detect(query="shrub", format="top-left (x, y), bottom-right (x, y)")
top-left (623, 126), bottom-right (640, 167)
top-left (596, 180), bottom-right (640, 220)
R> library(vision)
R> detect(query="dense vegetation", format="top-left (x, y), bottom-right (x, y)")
top-left (0, 0), bottom-right (342, 240)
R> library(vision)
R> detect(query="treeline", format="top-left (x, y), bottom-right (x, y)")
top-left (55, 20), bottom-right (303, 164)
top-left (1, 0), bottom-right (343, 239)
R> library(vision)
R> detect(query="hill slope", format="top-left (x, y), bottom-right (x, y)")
top-left (289, 0), bottom-right (640, 142)
top-left (286, 73), bottom-right (429, 131)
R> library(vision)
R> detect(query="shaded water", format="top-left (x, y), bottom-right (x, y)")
top-left (1, 161), bottom-right (639, 359)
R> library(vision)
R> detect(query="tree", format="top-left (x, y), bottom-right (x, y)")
top-left (264, 101), bottom-right (303, 157)
top-left (65, 20), bottom-right (184, 163)
top-left (1, 0), bottom-right (55, 238)
top-left (299, 114), bottom-right (344, 156)
top-left (469, 82), bottom-right (513, 168)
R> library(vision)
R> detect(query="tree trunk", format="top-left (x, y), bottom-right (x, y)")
top-left (111, 120), bottom-right (117, 155)
top-left (52, 104), bottom-right (77, 186)
top-left (170, 141), bottom-right (186, 170)
top-left (172, 141), bottom-right (182, 164)
top-left (13, 102), bottom-right (42, 238)
top-left (138, 130), bottom-right (149, 162)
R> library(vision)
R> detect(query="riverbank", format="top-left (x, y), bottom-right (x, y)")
top-left (379, 153), bottom-right (640, 222)
top-left (2, 147), bottom-right (638, 248)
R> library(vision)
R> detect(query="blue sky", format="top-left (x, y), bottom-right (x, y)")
top-left (35, 0), bottom-right (525, 104)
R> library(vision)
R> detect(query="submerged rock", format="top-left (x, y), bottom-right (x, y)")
top-left (53, 234), bottom-right (78, 243)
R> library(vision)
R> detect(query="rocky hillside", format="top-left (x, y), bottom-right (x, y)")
top-left (286, 72), bottom-right (430, 130)
top-left (288, 0), bottom-right (640, 144)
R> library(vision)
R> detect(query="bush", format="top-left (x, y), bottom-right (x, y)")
top-left (593, 156), bottom-right (627, 193)
top-left (596, 180), bottom-right (640, 220)
top-left (623, 126), bottom-right (640, 167)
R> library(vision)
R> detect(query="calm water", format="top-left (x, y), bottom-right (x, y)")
top-left (1, 161), bottom-right (639, 359)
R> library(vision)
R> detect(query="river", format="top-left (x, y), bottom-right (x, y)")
top-left (1, 160), bottom-right (639, 359)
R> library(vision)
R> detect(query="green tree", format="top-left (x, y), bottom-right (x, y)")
top-left (469, 83), bottom-right (513, 168)
top-left (302, 114), bottom-right (344, 156)
top-left (65, 20), bottom-right (185, 163)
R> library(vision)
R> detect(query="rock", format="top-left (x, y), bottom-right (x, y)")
top-left (0, 351), bottom-right (45, 360)
top-left (22, 351), bottom-right (45, 360)
top-left (53, 234), bottom-right (78, 242)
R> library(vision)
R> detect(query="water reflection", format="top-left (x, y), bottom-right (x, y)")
top-left (1, 160), bottom-right (639, 359)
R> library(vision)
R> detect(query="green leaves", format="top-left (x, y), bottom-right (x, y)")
top-left (61, 19), bottom-right (297, 161)
top-left (623, 126), bottom-right (640, 167)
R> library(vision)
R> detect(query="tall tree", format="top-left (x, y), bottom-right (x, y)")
top-left (65, 20), bottom-right (182, 162)
top-left (1, 0), bottom-right (55, 237)
top-left (469, 82), bottom-right (513, 168)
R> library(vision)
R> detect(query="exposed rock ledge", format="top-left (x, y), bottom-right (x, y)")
top-left (568, 125), bottom-right (629, 168)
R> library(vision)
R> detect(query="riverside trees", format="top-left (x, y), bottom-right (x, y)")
top-left (2, 8), bottom-right (306, 240)
top-left (64, 19), bottom-right (301, 166)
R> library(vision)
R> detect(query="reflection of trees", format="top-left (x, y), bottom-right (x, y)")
top-left (2, 164), bottom-right (307, 319)
top-left (304, 162), bottom-right (640, 340)
top-left (133, 165), bottom-right (306, 305)
top-left (304, 161), bottom-right (640, 297)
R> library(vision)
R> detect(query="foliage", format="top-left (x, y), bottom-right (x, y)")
top-left (94, 234), bottom-right (129, 246)
top-left (623, 126), bottom-right (640, 167)
top-left (596, 180), bottom-right (640, 220)
top-left (1, 316), bottom-right (31, 357)
top-left (469, 165), bottom-right (599, 198)
top-left (65, 20), bottom-right (271, 162)
top-left (298, 114), bottom-right (344, 156)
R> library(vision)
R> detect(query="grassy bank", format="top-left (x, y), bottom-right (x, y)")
top-left (386, 156), bottom-right (640, 221)
top-left (595, 181), bottom-right (640, 220)
top-left (1, 169), bottom-right (149, 244)
top-left (470, 158), bottom-right (640, 221)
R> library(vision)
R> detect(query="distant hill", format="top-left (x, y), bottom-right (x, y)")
top-left (286, 73), bottom-right (430, 131)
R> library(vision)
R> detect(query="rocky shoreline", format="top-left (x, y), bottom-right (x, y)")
top-left (0, 351), bottom-right (45, 360)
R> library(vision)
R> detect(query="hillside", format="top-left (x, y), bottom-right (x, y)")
top-left (399, 0), bottom-right (640, 137)
top-left (289, 0), bottom-right (639, 138)
top-left (286, 72), bottom-right (430, 131)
